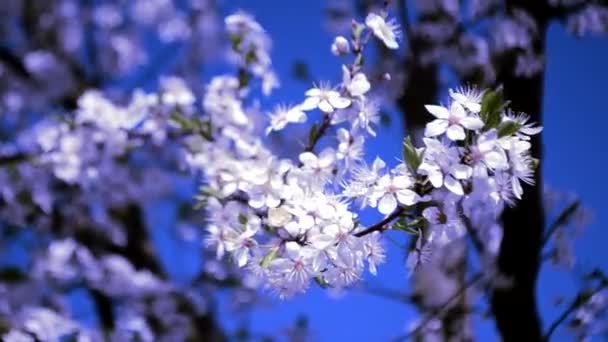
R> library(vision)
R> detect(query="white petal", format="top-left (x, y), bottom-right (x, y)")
top-left (426, 169), bottom-right (443, 188)
top-left (446, 124), bottom-right (466, 141)
top-left (317, 148), bottom-right (336, 168)
top-left (309, 234), bottom-right (335, 250)
top-left (305, 88), bottom-right (321, 97)
top-left (396, 189), bottom-right (418, 206)
top-left (300, 97), bottom-right (320, 111)
top-left (450, 102), bottom-right (466, 119)
top-left (422, 207), bottom-right (440, 224)
top-left (248, 196), bottom-right (265, 209)
top-left (425, 105), bottom-right (450, 119)
top-left (512, 177), bottom-right (523, 199)
top-left (299, 215), bottom-right (315, 230)
top-left (342, 65), bottom-right (351, 84)
top-left (485, 151), bottom-right (508, 170)
top-left (329, 96), bottom-right (351, 109)
top-left (424, 119), bottom-right (449, 137)
top-left (444, 175), bottom-right (463, 195)
top-left (266, 195), bottom-right (281, 208)
top-left (521, 126), bottom-right (543, 135)
top-left (378, 194), bottom-right (397, 215)
top-left (235, 249), bottom-right (249, 267)
top-left (460, 116), bottom-right (484, 130)
top-left (287, 108), bottom-right (307, 123)
top-left (318, 99), bottom-right (334, 113)
top-left (284, 222), bottom-right (301, 237)
top-left (451, 164), bottom-right (472, 180)
top-left (299, 152), bottom-right (317, 167)
top-left (392, 176), bottom-right (412, 189)
top-left (348, 73), bottom-right (371, 97)
top-left (365, 13), bottom-right (383, 30)
top-left (465, 102), bottom-right (481, 113)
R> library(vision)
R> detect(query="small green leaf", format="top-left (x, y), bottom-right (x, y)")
top-left (308, 123), bottom-right (319, 146)
top-left (238, 69), bottom-right (251, 88)
top-left (497, 121), bottom-right (521, 138)
top-left (402, 136), bottom-right (422, 174)
top-left (260, 248), bottom-right (279, 268)
top-left (480, 87), bottom-right (506, 130)
top-left (230, 35), bottom-right (242, 51)
top-left (238, 213), bottom-right (248, 225)
top-left (529, 158), bottom-right (540, 171)
top-left (314, 275), bottom-right (330, 288)
top-left (245, 49), bottom-right (257, 64)
top-left (393, 217), bottom-right (422, 235)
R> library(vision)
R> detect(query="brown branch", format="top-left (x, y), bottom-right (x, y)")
top-left (0, 153), bottom-right (31, 165)
top-left (542, 200), bottom-right (581, 247)
top-left (354, 206), bottom-right (407, 237)
top-left (396, 272), bottom-right (483, 341)
top-left (542, 281), bottom-right (608, 341)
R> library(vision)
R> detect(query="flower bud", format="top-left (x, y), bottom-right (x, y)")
top-left (331, 36), bottom-right (350, 56)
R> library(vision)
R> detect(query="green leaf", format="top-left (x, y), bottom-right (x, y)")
top-left (238, 69), bottom-right (251, 88)
top-left (260, 248), bottom-right (279, 268)
top-left (497, 121), bottom-right (521, 138)
top-left (308, 123), bottom-right (319, 146)
top-left (402, 136), bottom-right (422, 174)
top-left (393, 217), bottom-right (422, 235)
top-left (480, 87), bottom-right (506, 130)
top-left (238, 213), bottom-right (248, 225)
top-left (314, 275), bottom-right (330, 288)
top-left (230, 35), bottom-right (242, 51)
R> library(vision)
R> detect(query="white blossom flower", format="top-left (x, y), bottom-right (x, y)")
top-left (424, 102), bottom-right (484, 140)
top-left (468, 130), bottom-right (509, 175)
top-left (331, 36), bottom-right (350, 56)
top-left (298, 148), bottom-right (336, 182)
top-left (352, 98), bottom-right (380, 136)
top-left (342, 65), bottom-right (370, 97)
top-left (423, 205), bottom-right (466, 246)
top-left (365, 13), bottom-right (400, 49)
top-left (449, 87), bottom-right (483, 113)
top-left (266, 105), bottom-right (307, 134)
top-left (371, 174), bottom-right (419, 214)
top-left (160, 76), bottom-right (195, 107)
top-left (336, 128), bottom-right (364, 169)
top-left (362, 232), bottom-right (385, 275)
top-left (506, 139), bottom-right (536, 199)
top-left (419, 138), bottom-right (472, 195)
top-left (299, 84), bottom-right (351, 113)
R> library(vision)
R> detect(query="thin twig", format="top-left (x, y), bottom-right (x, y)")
top-left (354, 206), bottom-right (407, 237)
top-left (392, 272), bottom-right (483, 341)
top-left (542, 281), bottom-right (608, 341)
top-left (542, 200), bottom-right (581, 247)
top-left (0, 153), bottom-right (31, 166)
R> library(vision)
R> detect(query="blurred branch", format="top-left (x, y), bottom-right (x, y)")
top-left (543, 280), bottom-right (608, 341)
top-left (395, 272), bottom-right (483, 341)
top-left (0, 46), bottom-right (33, 80)
top-left (0, 153), bottom-right (31, 166)
top-left (542, 200), bottom-right (581, 247)
top-left (354, 206), bottom-right (407, 237)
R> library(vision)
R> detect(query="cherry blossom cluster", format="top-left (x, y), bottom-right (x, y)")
top-left (192, 10), bottom-right (542, 298)
top-left (0, 6), bottom-right (545, 340)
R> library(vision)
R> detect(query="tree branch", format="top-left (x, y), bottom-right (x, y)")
top-left (542, 200), bottom-right (581, 247)
top-left (354, 206), bottom-right (407, 237)
top-left (397, 272), bottom-right (483, 341)
top-left (542, 281), bottom-right (608, 341)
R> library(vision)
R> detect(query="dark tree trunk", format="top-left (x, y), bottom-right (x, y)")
top-left (490, 2), bottom-right (549, 340)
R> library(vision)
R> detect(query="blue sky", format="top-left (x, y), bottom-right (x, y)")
top-left (197, 1), bottom-right (608, 340)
